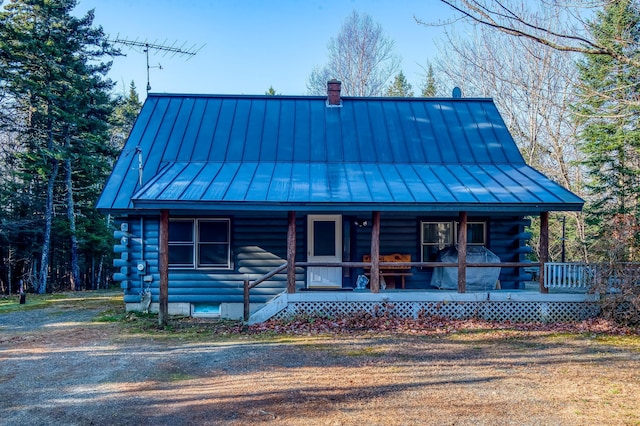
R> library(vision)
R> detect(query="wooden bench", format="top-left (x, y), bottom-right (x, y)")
top-left (363, 253), bottom-right (412, 289)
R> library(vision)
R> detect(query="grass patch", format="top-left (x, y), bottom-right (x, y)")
top-left (115, 311), bottom-right (252, 342)
top-left (0, 293), bottom-right (70, 314)
top-left (344, 346), bottom-right (383, 357)
top-left (594, 334), bottom-right (640, 350)
top-left (0, 291), bottom-right (123, 315)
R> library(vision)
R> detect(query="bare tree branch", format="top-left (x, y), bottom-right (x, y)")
top-left (419, 0), bottom-right (640, 68)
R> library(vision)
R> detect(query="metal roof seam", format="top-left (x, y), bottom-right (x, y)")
top-left (478, 164), bottom-right (519, 202)
top-left (508, 164), bottom-right (569, 203)
top-left (460, 164), bottom-right (497, 202)
top-left (458, 103), bottom-right (479, 163)
top-left (158, 97), bottom-right (183, 163)
top-left (173, 162), bottom-right (203, 201)
top-left (233, 97), bottom-right (252, 161)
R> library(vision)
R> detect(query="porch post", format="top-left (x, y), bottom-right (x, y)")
top-left (158, 209), bottom-right (169, 326)
top-left (539, 211), bottom-right (549, 294)
top-left (457, 211), bottom-right (467, 293)
top-left (287, 211), bottom-right (296, 293)
top-left (370, 211), bottom-right (381, 293)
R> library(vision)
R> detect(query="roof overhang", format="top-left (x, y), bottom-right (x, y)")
top-left (116, 161), bottom-right (583, 214)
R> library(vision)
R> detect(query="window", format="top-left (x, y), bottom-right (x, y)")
top-left (462, 222), bottom-right (486, 246)
top-left (421, 222), bottom-right (452, 262)
top-left (169, 219), bottom-right (231, 269)
top-left (420, 220), bottom-right (486, 261)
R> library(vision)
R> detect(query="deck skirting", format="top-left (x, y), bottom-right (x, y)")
top-left (262, 291), bottom-right (600, 323)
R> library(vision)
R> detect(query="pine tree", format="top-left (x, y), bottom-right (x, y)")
top-left (421, 64), bottom-right (437, 97)
top-left (386, 71), bottom-right (414, 97)
top-left (111, 81), bottom-right (142, 150)
top-left (265, 86), bottom-right (278, 96)
top-left (0, 0), bottom-right (117, 292)
top-left (574, 0), bottom-right (640, 261)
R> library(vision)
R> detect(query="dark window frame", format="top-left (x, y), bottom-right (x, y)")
top-left (168, 218), bottom-right (231, 269)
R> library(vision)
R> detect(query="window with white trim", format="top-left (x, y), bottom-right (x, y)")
top-left (420, 220), bottom-right (486, 261)
top-left (168, 219), bottom-right (231, 269)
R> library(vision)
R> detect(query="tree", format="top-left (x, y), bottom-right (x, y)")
top-left (386, 71), bottom-right (414, 97)
top-left (420, 63), bottom-right (437, 97)
top-left (429, 3), bottom-right (589, 261)
top-left (111, 81), bottom-right (142, 150)
top-left (0, 0), bottom-right (117, 292)
top-left (574, 0), bottom-right (640, 261)
top-left (433, 1), bottom-right (637, 61)
top-left (307, 10), bottom-right (400, 96)
top-left (265, 86), bottom-right (279, 96)
top-left (430, 0), bottom-right (640, 107)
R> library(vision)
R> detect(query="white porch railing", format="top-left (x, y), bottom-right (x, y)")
top-left (544, 263), bottom-right (593, 289)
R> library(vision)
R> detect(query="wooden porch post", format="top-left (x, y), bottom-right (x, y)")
top-left (287, 211), bottom-right (296, 293)
top-left (158, 209), bottom-right (169, 326)
top-left (539, 211), bottom-right (549, 294)
top-left (457, 211), bottom-right (467, 293)
top-left (370, 211), bottom-right (381, 293)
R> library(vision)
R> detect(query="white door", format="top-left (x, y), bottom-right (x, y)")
top-left (307, 215), bottom-right (342, 288)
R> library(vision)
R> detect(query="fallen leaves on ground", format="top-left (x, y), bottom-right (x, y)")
top-left (177, 314), bottom-right (638, 338)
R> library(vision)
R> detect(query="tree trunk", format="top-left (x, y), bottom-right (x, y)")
top-left (65, 152), bottom-right (81, 291)
top-left (97, 255), bottom-right (104, 290)
top-left (38, 159), bottom-right (59, 294)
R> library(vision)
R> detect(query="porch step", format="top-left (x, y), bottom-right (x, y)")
top-left (247, 291), bottom-right (289, 325)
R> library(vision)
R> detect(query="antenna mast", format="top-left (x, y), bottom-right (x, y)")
top-left (111, 37), bottom-right (204, 92)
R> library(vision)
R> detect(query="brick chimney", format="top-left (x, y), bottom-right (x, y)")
top-left (327, 79), bottom-right (342, 106)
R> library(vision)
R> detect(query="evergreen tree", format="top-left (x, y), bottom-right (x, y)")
top-left (265, 86), bottom-right (278, 96)
top-left (0, 0), bottom-right (117, 292)
top-left (574, 0), bottom-right (640, 261)
top-left (111, 81), bottom-right (142, 150)
top-left (421, 64), bottom-right (437, 97)
top-left (386, 71), bottom-right (414, 97)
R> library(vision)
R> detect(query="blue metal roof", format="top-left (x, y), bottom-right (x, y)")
top-left (97, 93), bottom-right (583, 213)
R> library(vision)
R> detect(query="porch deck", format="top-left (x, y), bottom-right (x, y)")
top-left (247, 285), bottom-right (599, 325)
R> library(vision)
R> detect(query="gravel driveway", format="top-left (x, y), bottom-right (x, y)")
top-left (1, 291), bottom-right (639, 426)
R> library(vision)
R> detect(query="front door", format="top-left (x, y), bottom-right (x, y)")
top-left (307, 215), bottom-right (342, 288)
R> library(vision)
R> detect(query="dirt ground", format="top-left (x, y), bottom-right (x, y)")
top-left (1, 292), bottom-right (639, 426)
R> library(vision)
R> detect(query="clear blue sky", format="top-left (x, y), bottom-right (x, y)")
top-left (74, 0), bottom-right (456, 101)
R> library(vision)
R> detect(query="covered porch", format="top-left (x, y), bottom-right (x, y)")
top-left (243, 209), bottom-right (555, 293)
top-left (236, 210), bottom-right (595, 322)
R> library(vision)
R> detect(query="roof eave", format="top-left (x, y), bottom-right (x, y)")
top-left (126, 199), bottom-right (584, 214)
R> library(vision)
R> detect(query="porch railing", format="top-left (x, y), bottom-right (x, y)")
top-left (543, 262), bottom-right (640, 290)
top-left (543, 263), bottom-right (593, 289)
top-left (243, 260), bottom-right (537, 321)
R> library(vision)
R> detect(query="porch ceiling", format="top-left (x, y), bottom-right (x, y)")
top-left (130, 161), bottom-right (583, 213)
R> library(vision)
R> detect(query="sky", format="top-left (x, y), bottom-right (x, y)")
top-left (73, 0), bottom-right (459, 102)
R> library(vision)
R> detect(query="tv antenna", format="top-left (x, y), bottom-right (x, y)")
top-left (111, 36), bottom-right (204, 92)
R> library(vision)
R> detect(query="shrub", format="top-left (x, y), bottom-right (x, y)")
top-left (590, 263), bottom-right (640, 327)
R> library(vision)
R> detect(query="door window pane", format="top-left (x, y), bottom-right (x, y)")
top-left (313, 221), bottom-right (336, 256)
